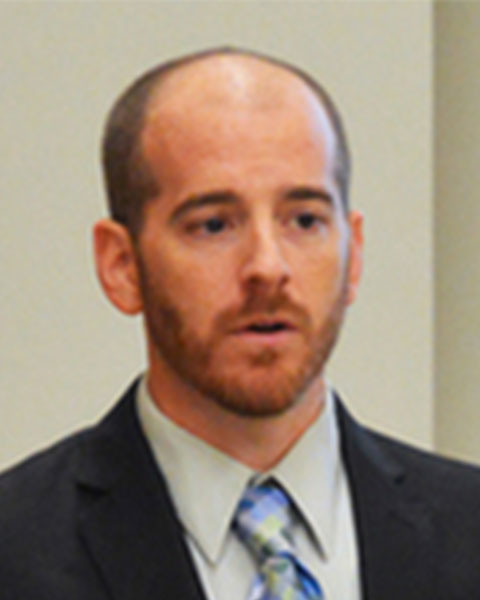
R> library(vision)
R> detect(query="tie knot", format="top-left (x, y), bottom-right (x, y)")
top-left (234, 483), bottom-right (295, 562)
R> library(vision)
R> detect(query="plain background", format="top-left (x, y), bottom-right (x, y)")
top-left (0, 1), bottom-right (477, 470)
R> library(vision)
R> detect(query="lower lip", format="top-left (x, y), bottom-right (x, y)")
top-left (233, 329), bottom-right (297, 346)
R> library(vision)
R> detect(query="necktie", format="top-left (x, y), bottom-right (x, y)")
top-left (234, 483), bottom-right (325, 600)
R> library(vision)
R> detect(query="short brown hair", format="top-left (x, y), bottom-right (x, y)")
top-left (102, 47), bottom-right (351, 238)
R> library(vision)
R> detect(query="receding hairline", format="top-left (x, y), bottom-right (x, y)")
top-left (102, 46), bottom-right (351, 236)
top-left (134, 47), bottom-right (347, 134)
top-left (142, 49), bottom-right (332, 115)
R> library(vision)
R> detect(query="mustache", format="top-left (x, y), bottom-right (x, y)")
top-left (214, 290), bottom-right (312, 331)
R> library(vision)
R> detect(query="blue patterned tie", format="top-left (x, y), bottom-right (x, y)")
top-left (234, 483), bottom-right (325, 600)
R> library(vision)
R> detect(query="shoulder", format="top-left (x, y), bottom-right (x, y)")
top-left (336, 396), bottom-right (480, 509)
top-left (371, 428), bottom-right (480, 530)
top-left (0, 427), bottom-right (95, 594)
top-left (352, 416), bottom-right (480, 533)
top-left (0, 428), bottom-right (92, 535)
top-left (0, 379), bottom-right (138, 536)
top-left (370, 426), bottom-right (480, 493)
top-left (0, 384), bottom-right (142, 594)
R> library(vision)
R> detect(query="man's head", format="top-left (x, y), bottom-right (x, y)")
top-left (102, 47), bottom-right (351, 239)
top-left (94, 48), bottom-right (363, 419)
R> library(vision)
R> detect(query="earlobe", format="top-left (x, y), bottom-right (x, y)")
top-left (93, 219), bottom-right (143, 315)
top-left (346, 211), bottom-right (364, 305)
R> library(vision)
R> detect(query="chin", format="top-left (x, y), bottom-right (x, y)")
top-left (214, 395), bottom-right (298, 418)
top-left (198, 358), bottom-right (318, 418)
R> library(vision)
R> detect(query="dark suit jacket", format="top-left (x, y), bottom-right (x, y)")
top-left (1, 379), bottom-right (480, 599)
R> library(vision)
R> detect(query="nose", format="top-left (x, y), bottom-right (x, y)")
top-left (239, 221), bottom-right (292, 293)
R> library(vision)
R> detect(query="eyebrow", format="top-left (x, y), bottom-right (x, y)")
top-left (170, 191), bottom-right (238, 223)
top-left (284, 186), bottom-right (333, 206)
top-left (169, 185), bottom-right (334, 223)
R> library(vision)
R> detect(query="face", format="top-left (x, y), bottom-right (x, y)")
top-left (134, 62), bottom-right (362, 417)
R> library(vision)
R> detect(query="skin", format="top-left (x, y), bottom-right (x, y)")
top-left (94, 55), bottom-right (363, 470)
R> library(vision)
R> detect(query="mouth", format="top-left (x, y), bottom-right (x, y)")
top-left (244, 322), bottom-right (292, 334)
top-left (232, 318), bottom-right (297, 345)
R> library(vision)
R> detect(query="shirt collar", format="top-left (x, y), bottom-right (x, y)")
top-left (260, 387), bottom-right (341, 559)
top-left (136, 376), bottom-right (341, 564)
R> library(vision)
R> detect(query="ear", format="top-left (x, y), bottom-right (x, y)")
top-left (93, 219), bottom-right (143, 315)
top-left (346, 210), bottom-right (364, 305)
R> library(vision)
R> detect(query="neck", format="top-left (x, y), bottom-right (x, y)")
top-left (146, 363), bottom-right (326, 471)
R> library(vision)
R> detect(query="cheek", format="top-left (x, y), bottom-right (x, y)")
top-left (185, 272), bottom-right (228, 312)
top-left (178, 247), bottom-right (239, 297)
top-left (161, 256), bottom-right (237, 321)
top-left (293, 246), bottom-right (346, 297)
top-left (138, 231), bottom-right (238, 323)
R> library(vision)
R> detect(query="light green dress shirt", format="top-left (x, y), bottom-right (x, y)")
top-left (136, 376), bottom-right (361, 600)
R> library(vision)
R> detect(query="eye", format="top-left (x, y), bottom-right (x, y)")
top-left (184, 215), bottom-right (231, 237)
top-left (293, 212), bottom-right (325, 230)
top-left (202, 217), bottom-right (227, 234)
top-left (296, 213), bottom-right (316, 228)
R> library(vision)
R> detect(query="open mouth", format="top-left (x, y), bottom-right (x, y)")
top-left (246, 322), bottom-right (289, 333)
top-left (232, 318), bottom-right (296, 346)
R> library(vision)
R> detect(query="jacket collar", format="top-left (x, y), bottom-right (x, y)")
top-left (336, 397), bottom-right (435, 600)
top-left (73, 380), bottom-right (435, 600)
top-left (74, 379), bottom-right (207, 600)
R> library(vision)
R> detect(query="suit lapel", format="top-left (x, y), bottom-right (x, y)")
top-left (72, 382), bottom-right (437, 600)
top-left (74, 382), bottom-right (207, 600)
top-left (336, 399), bottom-right (435, 600)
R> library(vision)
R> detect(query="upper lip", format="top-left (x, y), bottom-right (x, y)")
top-left (232, 316), bottom-right (296, 334)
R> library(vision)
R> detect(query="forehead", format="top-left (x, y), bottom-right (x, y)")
top-left (150, 55), bottom-right (317, 106)
top-left (140, 55), bottom-right (338, 190)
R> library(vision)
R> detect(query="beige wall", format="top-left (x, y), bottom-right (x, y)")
top-left (435, 1), bottom-right (480, 462)
top-left (1, 2), bottom-right (435, 470)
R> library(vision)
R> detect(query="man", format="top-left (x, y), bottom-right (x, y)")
top-left (1, 47), bottom-right (480, 600)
